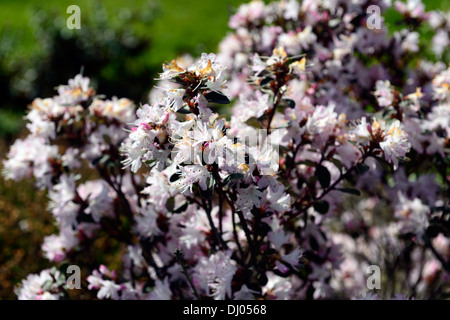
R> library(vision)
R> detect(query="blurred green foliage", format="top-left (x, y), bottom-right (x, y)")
top-left (0, 0), bottom-right (248, 138)
top-left (0, 1), bottom-right (159, 139)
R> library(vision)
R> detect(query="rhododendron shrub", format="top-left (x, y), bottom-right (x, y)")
top-left (4, 0), bottom-right (450, 300)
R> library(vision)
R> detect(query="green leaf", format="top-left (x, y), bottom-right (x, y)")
top-left (259, 76), bottom-right (273, 86)
top-left (57, 273), bottom-right (66, 285)
top-left (205, 91), bottom-right (230, 104)
top-left (173, 201), bottom-right (189, 214)
top-left (171, 77), bottom-right (188, 86)
top-left (331, 158), bottom-right (342, 173)
top-left (91, 156), bottom-right (103, 166)
top-left (176, 108), bottom-right (192, 114)
top-left (169, 172), bottom-right (181, 182)
top-left (102, 134), bottom-right (112, 145)
top-left (336, 188), bottom-right (361, 196)
top-left (356, 163), bottom-right (370, 174)
top-left (92, 154), bottom-right (110, 166)
top-left (144, 159), bottom-right (156, 168)
top-left (107, 160), bottom-right (120, 168)
top-left (209, 176), bottom-right (216, 189)
top-left (223, 173), bottom-right (244, 186)
top-left (315, 165), bottom-right (331, 189)
top-left (298, 160), bottom-right (318, 167)
top-left (99, 154), bottom-right (110, 165)
top-left (283, 99), bottom-right (296, 109)
top-left (166, 197), bottom-right (175, 212)
top-left (245, 117), bottom-right (263, 129)
top-left (41, 280), bottom-right (53, 291)
top-left (313, 201), bottom-right (329, 214)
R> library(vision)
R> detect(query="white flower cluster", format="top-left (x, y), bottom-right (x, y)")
top-left (9, 0), bottom-right (450, 301)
